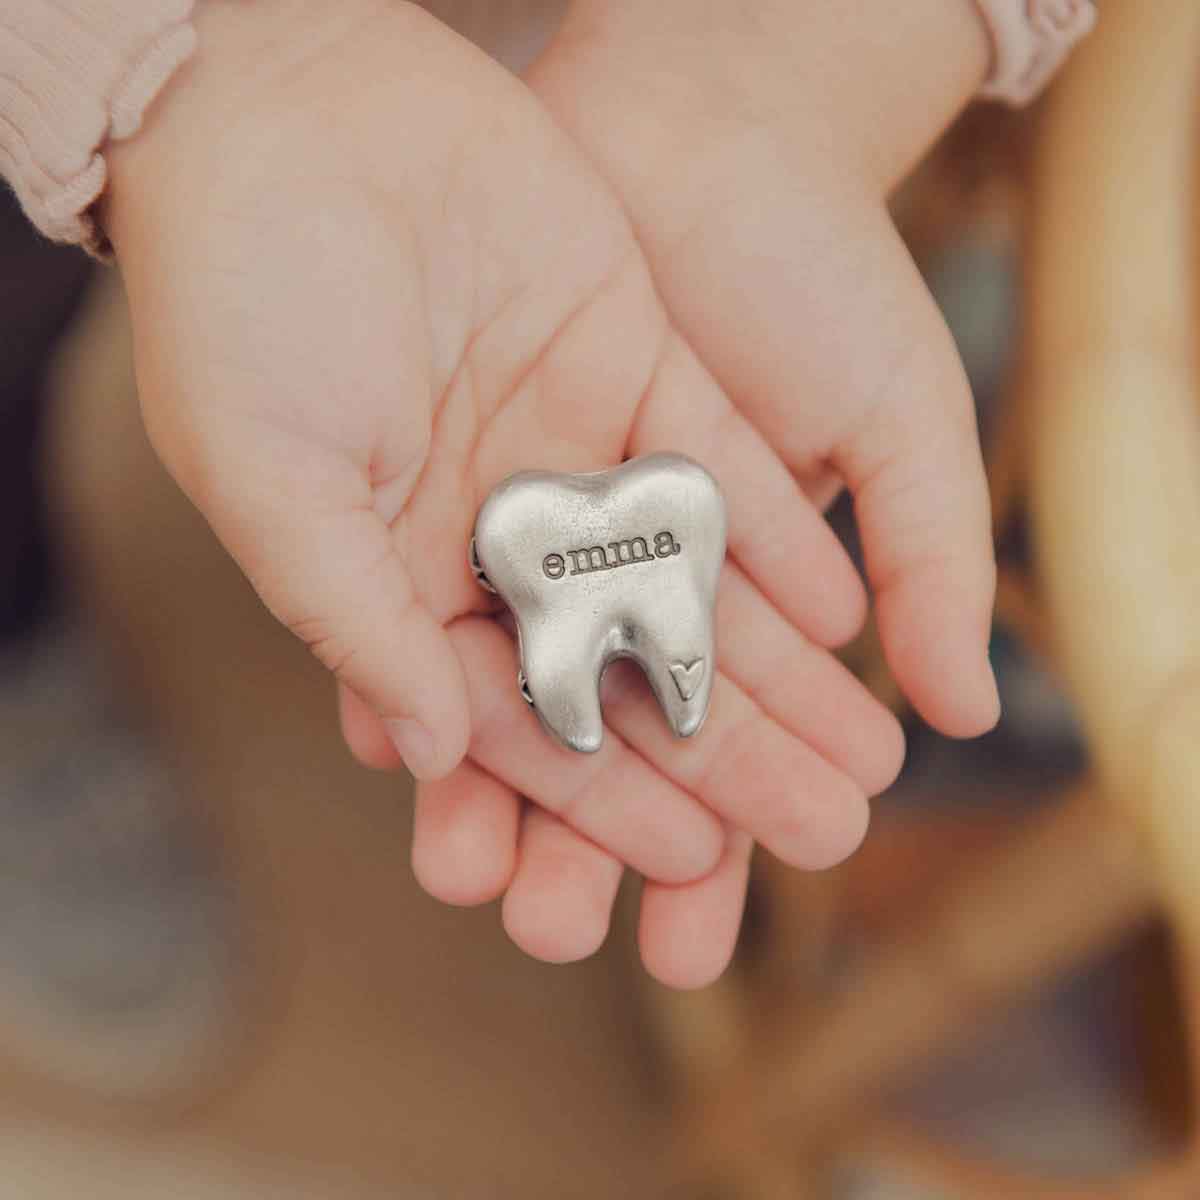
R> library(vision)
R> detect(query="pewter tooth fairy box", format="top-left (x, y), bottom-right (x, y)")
top-left (470, 453), bottom-right (726, 752)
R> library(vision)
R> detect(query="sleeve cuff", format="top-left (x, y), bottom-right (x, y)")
top-left (0, 2), bottom-right (197, 256)
top-left (975, 0), bottom-right (1096, 106)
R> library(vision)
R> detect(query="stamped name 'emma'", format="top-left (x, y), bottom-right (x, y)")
top-left (543, 532), bottom-right (681, 580)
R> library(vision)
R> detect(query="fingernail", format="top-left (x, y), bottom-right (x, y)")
top-left (386, 718), bottom-right (438, 778)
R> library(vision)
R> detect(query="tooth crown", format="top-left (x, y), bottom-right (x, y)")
top-left (471, 453), bottom-right (726, 752)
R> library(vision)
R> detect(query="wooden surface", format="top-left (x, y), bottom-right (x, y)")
top-left (1030, 0), bottom-right (1200, 1098)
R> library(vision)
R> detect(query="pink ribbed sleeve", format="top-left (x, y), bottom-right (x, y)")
top-left (0, 1), bottom-right (197, 252)
top-left (974, 0), bottom-right (1097, 105)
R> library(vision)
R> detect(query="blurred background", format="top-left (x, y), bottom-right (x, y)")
top-left (1, 2), bottom-right (1197, 1196)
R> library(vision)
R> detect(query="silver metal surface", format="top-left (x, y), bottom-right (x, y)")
top-left (471, 453), bottom-right (726, 753)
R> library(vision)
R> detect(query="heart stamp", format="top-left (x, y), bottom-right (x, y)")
top-left (668, 658), bottom-right (706, 702)
top-left (470, 453), bottom-right (726, 752)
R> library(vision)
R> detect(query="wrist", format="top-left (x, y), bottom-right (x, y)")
top-left (103, 0), bottom-right (417, 259)
top-left (557, 0), bottom-right (989, 194)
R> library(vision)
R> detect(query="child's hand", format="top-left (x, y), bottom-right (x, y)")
top-left (530, 0), bottom-right (1002, 740)
top-left (105, 1), bottom-right (902, 986)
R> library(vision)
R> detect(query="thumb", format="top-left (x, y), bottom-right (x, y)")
top-left (834, 226), bottom-right (1000, 738)
top-left (187, 443), bottom-right (471, 781)
top-left (267, 510), bottom-right (471, 779)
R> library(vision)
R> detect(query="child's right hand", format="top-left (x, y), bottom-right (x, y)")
top-left (105, 0), bottom-right (902, 986)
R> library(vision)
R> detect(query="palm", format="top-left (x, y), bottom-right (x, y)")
top-left (120, 7), bottom-right (901, 986)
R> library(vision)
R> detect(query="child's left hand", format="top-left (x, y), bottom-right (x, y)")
top-left (398, 0), bottom-right (1002, 985)
top-left (528, 0), bottom-right (1001, 743)
top-left (451, 0), bottom-right (1001, 982)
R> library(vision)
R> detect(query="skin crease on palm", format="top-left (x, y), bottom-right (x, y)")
top-left (104, 0), bottom-right (1000, 989)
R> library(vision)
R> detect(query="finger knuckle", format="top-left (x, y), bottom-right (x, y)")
top-left (286, 615), bottom-right (358, 678)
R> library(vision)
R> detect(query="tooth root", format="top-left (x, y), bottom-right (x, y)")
top-left (472, 452), bottom-right (726, 751)
top-left (634, 633), bottom-right (715, 740)
top-left (521, 659), bottom-right (606, 754)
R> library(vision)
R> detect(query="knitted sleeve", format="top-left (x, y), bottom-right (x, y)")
top-left (974, 0), bottom-right (1097, 105)
top-left (0, 1), bottom-right (197, 253)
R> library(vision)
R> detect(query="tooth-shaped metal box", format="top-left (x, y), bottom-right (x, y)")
top-left (470, 453), bottom-right (726, 753)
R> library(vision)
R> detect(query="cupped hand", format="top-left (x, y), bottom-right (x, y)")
top-left (529, 0), bottom-right (1002, 741)
top-left (107, 0), bottom-right (902, 987)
